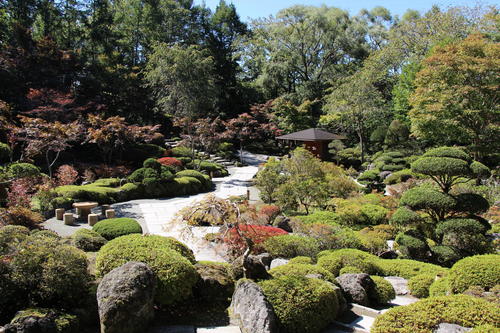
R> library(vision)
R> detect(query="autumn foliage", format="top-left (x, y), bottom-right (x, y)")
top-left (158, 157), bottom-right (183, 168)
top-left (224, 224), bottom-right (288, 255)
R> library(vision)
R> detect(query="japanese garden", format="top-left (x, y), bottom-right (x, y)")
top-left (0, 0), bottom-right (499, 332)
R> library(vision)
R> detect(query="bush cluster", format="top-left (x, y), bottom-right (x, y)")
top-left (95, 234), bottom-right (197, 305)
top-left (371, 295), bottom-right (500, 333)
top-left (72, 229), bottom-right (108, 252)
top-left (447, 254), bottom-right (500, 294)
top-left (408, 274), bottom-right (436, 298)
top-left (269, 263), bottom-right (335, 283)
top-left (259, 276), bottom-right (340, 333)
top-left (317, 249), bottom-right (379, 276)
top-left (263, 234), bottom-right (320, 258)
top-left (92, 217), bottom-right (142, 240)
top-left (371, 276), bottom-right (395, 304)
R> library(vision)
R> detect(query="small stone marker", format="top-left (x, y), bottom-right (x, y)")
top-left (105, 209), bottom-right (115, 219)
top-left (101, 204), bottom-right (111, 215)
top-left (63, 213), bottom-right (74, 225)
top-left (88, 213), bottom-right (99, 226)
top-left (55, 208), bottom-right (65, 220)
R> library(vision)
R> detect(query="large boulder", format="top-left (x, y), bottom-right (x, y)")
top-left (434, 323), bottom-right (472, 333)
top-left (269, 258), bottom-right (289, 270)
top-left (243, 254), bottom-right (271, 280)
top-left (97, 262), bottom-right (156, 333)
top-left (273, 216), bottom-right (293, 233)
top-left (230, 279), bottom-right (278, 333)
top-left (335, 273), bottom-right (375, 306)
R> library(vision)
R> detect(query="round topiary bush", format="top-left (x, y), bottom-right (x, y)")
top-left (259, 275), bottom-right (340, 333)
top-left (269, 263), bottom-right (335, 283)
top-left (8, 163), bottom-right (40, 178)
top-left (371, 295), bottom-right (499, 333)
top-left (72, 229), bottom-right (108, 252)
top-left (339, 266), bottom-right (363, 275)
top-left (429, 277), bottom-right (450, 297)
top-left (447, 254), bottom-right (500, 294)
top-left (30, 230), bottom-right (61, 240)
top-left (316, 249), bottom-right (379, 277)
top-left (375, 258), bottom-right (447, 279)
top-left (371, 276), bottom-right (395, 304)
top-left (408, 274), bottom-right (435, 298)
top-left (0, 225), bottom-right (30, 255)
top-left (95, 234), bottom-right (198, 305)
top-left (9, 237), bottom-right (91, 309)
top-left (92, 218), bottom-right (142, 240)
top-left (263, 235), bottom-right (320, 258)
top-left (288, 256), bottom-right (313, 265)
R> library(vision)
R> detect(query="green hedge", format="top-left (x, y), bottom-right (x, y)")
top-left (317, 249), bottom-right (379, 276)
top-left (259, 276), bottom-right (340, 333)
top-left (175, 170), bottom-right (211, 190)
top-left (72, 229), bottom-right (108, 252)
top-left (8, 163), bottom-right (41, 178)
top-left (408, 274), bottom-right (435, 298)
top-left (172, 146), bottom-right (194, 157)
top-left (429, 277), bottom-right (450, 297)
top-left (263, 235), bottom-right (320, 258)
top-left (95, 234), bottom-right (197, 304)
top-left (375, 259), bottom-right (447, 279)
top-left (92, 218), bottom-right (142, 240)
top-left (371, 276), bottom-right (395, 304)
top-left (54, 185), bottom-right (119, 204)
top-left (372, 295), bottom-right (499, 333)
top-left (92, 178), bottom-right (121, 187)
top-left (447, 254), bottom-right (500, 294)
top-left (288, 256), bottom-right (313, 265)
top-left (269, 263), bottom-right (335, 283)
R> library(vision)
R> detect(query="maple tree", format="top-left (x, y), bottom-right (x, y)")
top-left (12, 116), bottom-right (81, 178)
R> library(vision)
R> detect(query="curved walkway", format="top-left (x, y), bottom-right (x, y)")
top-left (44, 152), bottom-right (269, 262)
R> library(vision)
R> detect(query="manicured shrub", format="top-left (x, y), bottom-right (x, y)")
top-left (297, 223), bottom-right (364, 251)
top-left (158, 157), bottom-right (183, 168)
top-left (317, 249), bottom-right (379, 276)
top-left (422, 146), bottom-right (471, 161)
top-left (371, 295), bottom-right (499, 333)
top-left (358, 169), bottom-right (379, 183)
top-left (453, 193), bottom-right (490, 215)
top-left (259, 276), bottom-right (340, 333)
top-left (95, 234), bottom-right (198, 304)
top-left (431, 245), bottom-right (462, 267)
top-left (395, 232), bottom-right (429, 260)
top-left (175, 170), bottom-right (211, 190)
top-left (176, 157), bottom-right (192, 165)
top-left (30, 230), bottom-right (60, 239)
top-left (118, 182), bottom-right (142, 201)
top-left (339, 266), bottom-right (363, 274)
top-left (436, 218), bottom-right (488, 236)
top-left (92, 178), bottom-right (120, 187)
top-left (0, 225), bottom-right (30, 255)
top-left (400, 186), bottom-right (456, 212)
top-left (382, 163), bottom-right (405, 172)
top-left (296, 211), bottom-right (339, 226)
top-left (171, 146), bottom-right (194, 157)
top-left (390, 207), bottom-right (422, 227)
top-left (263, 234), bottom-right (320, 258)
top-left (54, 185), bottom-right (118, 204)
top-left (0, 142), bottom-right (11, 163)
top-left (360, 204), bottom-right (388, 225)
top-left (375, 258), bottom-right (447, 279)
top-left (408, 274), bottom-right (435, 298)
top-left (143, 158), bottom-right (162, 170)
top-left (8, 163), bottom-right (40, 178)
top-left (447, 254), bottom-right (500, 294)
top-left (289, 256), bottom-right (313, 265)
top-left (92, 217), bottom-right (142, 240)
top-left (269, 263), bottom-right (335, 283)
top-left (371, 276), bottom-right (395, 304)
top-left (429, 277), bottom-right (450, 297)
top-left (384, 169), bottom-right (418, 185)
top-left (10, 237), bottom-right (91, 309)
top-left (49, 197), bottom-right (74, 210)
top-left (72, 229), bottom-right (108, 252)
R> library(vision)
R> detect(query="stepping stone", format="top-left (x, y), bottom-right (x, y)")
top-left (197, 326), bottom-right (241, 333)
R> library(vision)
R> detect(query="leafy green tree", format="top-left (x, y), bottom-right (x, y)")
top-left (322, 72), bottom-right (387, 163)
top-left (255, 157), bottom-right (285, 204)
top-left (392, 62), bottom-right (421, 124)
top-left (271, 97), bottom-right (315, 133)
top-left (409, 34), bottom-right (500, 159)
top-left (145, 44), bottom-right (217, 119)
top-left (241, 5), bottom-right (366, 100)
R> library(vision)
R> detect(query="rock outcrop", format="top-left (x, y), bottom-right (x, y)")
top-left (97, 262), bottom-right (156, 333)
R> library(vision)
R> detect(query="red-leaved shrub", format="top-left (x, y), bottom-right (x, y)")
top-left (1, 206), bottom-right (44, 229)
top-left (259, 205), bottom-right (281, 222)
top-left (56, 164), bottom-right (79, 185)
top-left (6, 178), bottom-right (35, 207)
top-left (224, 224), bottom-right (288, 256)
top-left (158, 157), bottom-right (182, 168)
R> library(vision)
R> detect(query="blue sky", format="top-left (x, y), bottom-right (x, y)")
top-left (194, 0), bottom-right (493, 21)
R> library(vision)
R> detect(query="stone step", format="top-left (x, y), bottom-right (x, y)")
top-left (149, 325), bottom-right (195, 333)
top-left (197, 326), bottom-right (241, 333)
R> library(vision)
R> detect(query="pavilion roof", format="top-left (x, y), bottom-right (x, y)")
top-left (276, 128), bottom-right (345, 142)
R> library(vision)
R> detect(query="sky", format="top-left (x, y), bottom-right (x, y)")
top-left (193, 0), bottom-right (493, 21)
